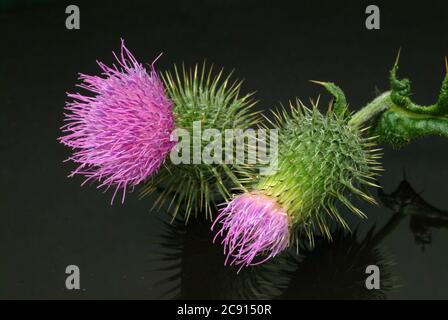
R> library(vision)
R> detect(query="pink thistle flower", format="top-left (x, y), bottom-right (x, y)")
top-left (211, 192), bottom-right (290, 271)
top-left (59, 40), bottom-right (175, 203)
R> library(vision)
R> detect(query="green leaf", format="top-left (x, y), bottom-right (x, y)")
top-left (371, 61), bottom-right (448, 147)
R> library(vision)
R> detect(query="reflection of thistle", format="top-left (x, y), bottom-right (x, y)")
top-left (151, 212), bottom-right (295, 299)
top-left (379, 177), bottom-right (448, 250)
top-left (152, 202), bottom-right (403, 299)
top-left (281, 218), bottom-right (401, 300)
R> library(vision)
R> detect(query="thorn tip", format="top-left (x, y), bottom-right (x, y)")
top-left (394, 48), bottom-right (402, 67)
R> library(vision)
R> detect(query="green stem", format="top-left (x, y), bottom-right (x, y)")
top-left (349, 91), bottom-right (392, 127)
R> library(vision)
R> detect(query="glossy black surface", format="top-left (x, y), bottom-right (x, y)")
top-left (1, 0), bottom-right (447, 299)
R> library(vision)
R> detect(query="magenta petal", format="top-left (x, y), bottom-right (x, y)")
top-left (212, 192), bottom-right (290, 271)
top-left (59, 40), bottom-right (176, 203)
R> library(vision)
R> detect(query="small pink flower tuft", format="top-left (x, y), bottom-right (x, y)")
top-left (211, 192), bottom-right (290, 271)
top-left (59, 40), bottom-right (175, 203)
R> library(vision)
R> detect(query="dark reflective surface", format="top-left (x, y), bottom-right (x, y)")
top-left (148, 177), bottom-right (447, 299)
top-left (1, 0), bottom-right (447, 299)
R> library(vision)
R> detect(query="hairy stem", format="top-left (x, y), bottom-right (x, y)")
top-left (349, 91), bottom-right (392, 127)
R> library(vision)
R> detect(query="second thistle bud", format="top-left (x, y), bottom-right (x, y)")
top-left (213, 101), bottom-right (381, 269)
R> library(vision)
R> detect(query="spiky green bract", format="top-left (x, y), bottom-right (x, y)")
top-left (370, 60), bottom-right (448, 147)
top-left (310, 81), bottom-right (349, 117)
top-left (141, 64), bottom-right (259, 221)
top-left (258, 102), bottom-right (381, 246)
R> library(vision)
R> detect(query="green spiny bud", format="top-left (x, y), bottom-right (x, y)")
top-left (212, 98), bottom-right (381, 269)
top-left (141, 64), bottom-right (259, 221)
top-left (258, 101), bottom-right (381, 244)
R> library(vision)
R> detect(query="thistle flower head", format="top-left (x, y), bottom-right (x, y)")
top-left (257, 101), bottom-right (380, 243)
top-left (212, 192), bottom-right (290, 271)
top-left (213, 98), bottom-right (381, 269)
top-left (141, 64), bottom-right (259, 220)
top-left (59, 40), bottom-right (175, 203)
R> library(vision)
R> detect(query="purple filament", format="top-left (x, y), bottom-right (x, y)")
top-left (59, 40), bottom-right (176, 203)
top-left (212, 192), bottom-right (290, 272)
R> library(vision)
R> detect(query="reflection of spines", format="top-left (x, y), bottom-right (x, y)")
top-left (379, 178), bottom-right (448, 250)
top-left (149, 214), bottom-right (186, 299)
top-left (281, 224), bottom-right (398, 299)
top-left (151, 209), bottom-right (402, 299)
top-left (149, 178), bottom-right (447, 299)
top-left (152, 213), bottom-right (295, 299)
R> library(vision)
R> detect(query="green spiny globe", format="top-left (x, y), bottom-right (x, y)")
top-left (257, 101), bottom-right (382, 246)
top-left (141, 64), bottom-right (259, 221)
top-left (211, 98), bottom-right (383, 269)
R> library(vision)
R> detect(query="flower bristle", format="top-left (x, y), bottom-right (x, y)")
top-left (59, 40), bottom-right (175, 203)
top-left (212, 192), bottom-right (290, 271)
top-left (140, 64), bottom-right (260, 221)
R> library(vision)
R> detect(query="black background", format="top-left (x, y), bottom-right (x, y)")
top-left (0, 0), bottom-right (447, 299)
